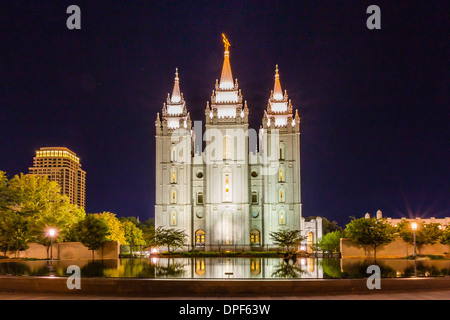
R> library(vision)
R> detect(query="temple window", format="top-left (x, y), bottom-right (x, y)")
top-left (170, 189), bottom-right (177, 204)
top-left (279, 187), bottom-right (286, 203)
top-left (197, 192), bottom-right (204, 205)
top-left (251, 191), bottom-right (258, 204)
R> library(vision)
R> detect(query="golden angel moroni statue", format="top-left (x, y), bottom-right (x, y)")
top-left (222, 33), bottom-right (231, 51)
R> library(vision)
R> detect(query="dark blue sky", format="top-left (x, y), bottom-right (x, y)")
top-left (0, 1), bottom-right (448, 227)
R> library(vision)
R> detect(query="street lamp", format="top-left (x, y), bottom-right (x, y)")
top-left (48, 228), bottom-right (56, 261)
top-left (411, 222), bottom-right (417, 259)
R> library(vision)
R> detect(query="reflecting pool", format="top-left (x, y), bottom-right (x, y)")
top-left (0, 257), bottom-right (449, 279)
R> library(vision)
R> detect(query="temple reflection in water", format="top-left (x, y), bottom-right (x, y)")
top-left (154, 257), bottom-right (323, 279)
top-left (1, 258), bottom-right (449, 279)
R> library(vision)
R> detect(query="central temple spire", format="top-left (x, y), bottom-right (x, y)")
top-left (219, 34), bottom-right (234, 90)
top-left (171, 68), bottom-right (181, 103)
top-left (273, 64), bottom-right (284, 101)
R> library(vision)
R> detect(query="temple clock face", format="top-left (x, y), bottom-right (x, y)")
top-left (251, 211), bottom-right (259, 218)
top-left (196, 211), bottom-right (203, 219)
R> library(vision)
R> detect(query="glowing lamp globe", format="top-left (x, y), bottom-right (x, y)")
top-left (48, 229), bottom-right (56, 238)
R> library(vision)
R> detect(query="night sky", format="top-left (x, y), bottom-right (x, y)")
top-left (1, 1), bottom-right (448, 227)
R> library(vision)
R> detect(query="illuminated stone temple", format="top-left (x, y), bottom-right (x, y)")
top-left (155, 35), bottom-right (322, 251)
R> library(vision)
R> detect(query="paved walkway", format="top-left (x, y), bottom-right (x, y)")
top-left (0, 290), bottom-right (449, 300)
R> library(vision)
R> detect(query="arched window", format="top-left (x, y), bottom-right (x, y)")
top-left (170, 211), bottom-right (177, 226)
top-left (197, 192), bottom-right (204, 205)
top-left (279, 211), bottom-right (286, 225)
top-left (223, 173), bottom-right (232, 202)
top-left (279, 144), bottom-right (286, 160)
top-left (170, 189), bottom-right (177, 204)
top-left (279, 187), bottom-right (286, 203)
top-left (223, 135), bottom-right (232, 160)
top-left (195, 230), bottom-right (206, 246)
top-left (170, 146), bottom-right (177, 163)
top-left (170, 167), bottom-right (177, 184)
top-left (278, 167), bottom-right (286, 182)
top-left (251, 191), bottom-right (258, 204)
top-left (250, 229), bottom-right (260, 246)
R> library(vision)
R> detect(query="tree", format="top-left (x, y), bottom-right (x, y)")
top-left (345, 217), bottom-right (396, 260)
top-left (269, 229), bottom-right (306, 253)
top-left (154, 227), bottom-right (187, 253)
top-left (76, 214), bottom-right (110, 260)
top-left (6, 173), bottom-right (86, 257)
top-left (440, 228), bottom-right (450, 246)
top-left (1, 173), bottom-right (63, 257)
top-left (0, 171), bottom-right (10, 212)
top-left (7, 173), bottom-right (62, 219)
top-left (28, 198), bottom-right (85, 256)
top-left (318, 230), bottom-right (345, 253)
top-left (121, 220), bottom-right (145, 246)
top-left (119, 216), bottom-right (140, 227)
top-left (139, 218), bottom-right (155, 230)
top-left (10, 228), bottom-right (29, 257)
top-left (0, 171), bottom-right (16, 256)
top-left (141, 224), bottom-right (155, 247)
top-left (0, 210), bottom-right (29, 257)
top-left (398, 221), bottom-right (443, 254)
top-left (94, 212), bottom-right (126, 244)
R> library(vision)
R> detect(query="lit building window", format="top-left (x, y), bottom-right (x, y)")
top-left (250, 230), bottom-right (260, 245)
top-left (195, 230), bottom-right (206, 246)
top-left (279, 187), bottom-right (286, 203)
top-left (170, 168), bottom-right (177, 184)
top-left (223, 173), bottom-right (232, 202)
top-left (170, 189), bottom-right (177, 204)
top-left (170, 211), bottom-right (177, 226)
top-left (279, 211), bottom-right (286, 225)
top-left (278, 167), bottom-right (285, 182)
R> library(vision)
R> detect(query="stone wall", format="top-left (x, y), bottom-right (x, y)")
top-left (341, 238), bottom-right (450, 259)
top-left (5, 241), bottom-right (120, 260)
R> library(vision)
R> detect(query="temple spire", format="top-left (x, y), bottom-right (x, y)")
top-left (171, 68), bottom-right (181, 103)
top-left (273, 64), bottom-right (284, 101)
top-left (219, 34), bottom-right (234, 89)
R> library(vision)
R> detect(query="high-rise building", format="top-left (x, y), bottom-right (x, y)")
top-left (29, 147), bottom-right (86, 208)
top-left (155, 35), bottom-right (321, 251)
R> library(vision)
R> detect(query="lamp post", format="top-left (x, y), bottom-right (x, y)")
top-left (48, 228), bottom-right (56, 261)
top-left (411, 222), bottom-right (417, 259)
